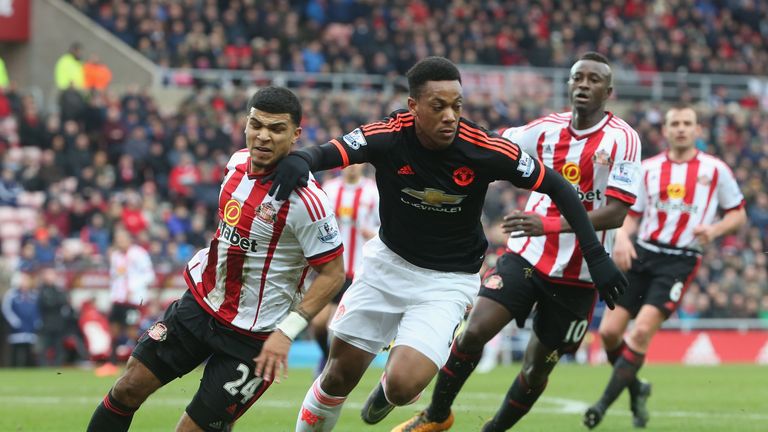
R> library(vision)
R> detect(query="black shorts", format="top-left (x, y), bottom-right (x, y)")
top-left (108, 303), bottom-right (141, 326)
top-left (478, 253), bottom-right (597, 353)
top-left (332, 277), bottom-right (354, 304)
top-left (131, 291), bottom-right (271, 430)
top-left (616, 245), bottom-right (702, 318)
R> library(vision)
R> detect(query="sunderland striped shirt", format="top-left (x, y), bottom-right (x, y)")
top-left (184, 149), bottom-right (343, 338)
top-left (109, 245), bottom-right (154, 305)
top-left (322, 175), bottom-right (380, 279)
top-left (632, 150), bottom-right (745, 253)
top-left (501, 112), bottom-right (642, 286)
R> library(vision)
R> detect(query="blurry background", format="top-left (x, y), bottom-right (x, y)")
top-left (0, 0), bottom-right (767, 369)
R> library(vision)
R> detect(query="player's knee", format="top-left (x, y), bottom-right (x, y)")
top-left (629, 325), bottom-right (654, 349)
top-left (457, 323), bottom-right (489, 353)
top-left (598, 326), bottom-right (622, 348)
top-left (382, 378), bottom-right (422, 406)
top-left (112, 374), bottom-right (150, 408)
top-left (521, 362), bottom-right (549, 388)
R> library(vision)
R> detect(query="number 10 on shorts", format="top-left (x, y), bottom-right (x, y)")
top-left (563, 319), bottom-right (588, 343)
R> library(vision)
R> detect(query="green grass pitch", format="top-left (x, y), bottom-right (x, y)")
top-left (1, 364), bottom-right (766, 431)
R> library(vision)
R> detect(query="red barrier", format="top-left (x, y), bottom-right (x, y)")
top-left (0, 0), bottom-right (30, 41)
top-left (588, 329), bottom-right (768, 364)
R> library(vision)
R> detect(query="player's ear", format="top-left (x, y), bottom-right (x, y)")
top-left (407, 96), bottom-right (418, 117)
top-left (292, 126), bottom-right (302, 145)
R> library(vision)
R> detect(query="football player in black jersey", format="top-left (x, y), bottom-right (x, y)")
top-left (264, 56), bottom-right (627, 432)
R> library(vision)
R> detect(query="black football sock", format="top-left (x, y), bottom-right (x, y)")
top-left (605, 339), bottom-right (626, 365)
top-left (86, 389), bottom-right (137, 432)
top-left (606, 339), bottom-right (641, 393)
top-left (481, 372), bottom-right (547, 431)
top-left (598, 346), bottom-right (646, 409)
top-left (425, 343), bottom-right (483, 423)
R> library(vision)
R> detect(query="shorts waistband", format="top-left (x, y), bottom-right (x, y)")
top-left (637, 239), bottom-right (702, 257)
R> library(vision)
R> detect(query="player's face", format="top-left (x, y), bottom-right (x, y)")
top-left (568, 60), bottom-right (612, 112)
top-left (245, 108), bottom-right (301, 174)
top-left (663, 108), bottom-right (700, 151)
top-left (114, 230), bottom-right (131, 251)
top-left (408, 80), bottom-right (463, 150)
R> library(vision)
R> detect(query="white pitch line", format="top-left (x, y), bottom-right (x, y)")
top-left (1, 393), bottom-right (767, 421)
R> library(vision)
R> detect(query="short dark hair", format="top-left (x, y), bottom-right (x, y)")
top-left (247, 86), bottom-right (302, 126)
top-left (406, 56), bottom-right (462, 99)
top-left (666, 103), bottom-right (699, 123)
top-left (578, 51), bottom-right (610, 66)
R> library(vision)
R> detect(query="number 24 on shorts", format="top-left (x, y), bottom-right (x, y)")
top-left (223, 363), bottom-right (264, 404)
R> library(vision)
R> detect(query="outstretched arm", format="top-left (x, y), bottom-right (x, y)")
top-left (693, 207), bottom-right (746, 246)
top-left (534, 166), bottom-right (628, 308)
top-left (262, 142), bottom-right (347, 201)
top-left (254, 256), bottom-right (345, 383)
top-left (503, 197), bottom-right (630, 236)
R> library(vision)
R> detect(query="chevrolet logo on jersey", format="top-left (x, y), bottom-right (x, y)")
top-left (402, 187), bottom-right (466, 209)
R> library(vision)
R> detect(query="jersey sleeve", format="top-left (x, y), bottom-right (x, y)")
top-left (628, 164), bottom-right (647, 217)
top-left (715, 162), bottom-right (745, 212)
top-left (328, 111), bottom-right (409, 167)
top-left (605, 129), bottom-right (642, 206)
top-left (500, 124), bottom-right (541, 156)
top-left (482, 130), bottom-right (546, 191)
top-left (289, 184), bottom-right (344, 266)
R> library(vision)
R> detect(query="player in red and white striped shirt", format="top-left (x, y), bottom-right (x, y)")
top-left (397, 52), bottom-right (640, 432)
top-left (87, 87), bottom-right (345, 432)
top-left (103, 228), bottom-right (155, 374)
top-left (585, 105), bottom-right (747, 429)
top-left (310, 164), bottom-right (380, 372)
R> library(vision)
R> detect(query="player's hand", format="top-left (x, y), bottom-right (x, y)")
top-left (586, 252), bottom-right (628, 310)
top-left (502, 211), bottom-right (560, 237)
top-left (254, 331), bottom-right (292, 383)
top-left (612, 230), bottom-right (637, 272)
top-left (692, 225), bottom-right (717, 246)
top-left (260, 153), bottom-right (310, 201)
top-left (502, 211), bottom-right (543, 237)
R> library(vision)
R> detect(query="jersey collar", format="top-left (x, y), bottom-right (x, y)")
top-left (568, 112), bottom-right (612, 139)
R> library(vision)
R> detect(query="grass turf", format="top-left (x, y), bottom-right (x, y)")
top-left (0, 363), bottom-right (766, 431)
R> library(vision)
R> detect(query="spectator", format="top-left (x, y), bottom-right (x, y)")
top-left (83, 54), bottom-right (112, 90)
top-left (0, 167), bottom-right (23, 206)
top-left (54, 42), bottom-right (85, 90)
top-left (0, 55), bottom-right (8, 88)
top-left (168, 152), bottom-right (201, 201)
top-left (1, 272), bottom-right (40, 367)
top-left (37, 267), bottom-right (75, 366)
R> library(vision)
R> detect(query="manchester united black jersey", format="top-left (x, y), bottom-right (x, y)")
top-left (326, 109), bottom-right (545, 273)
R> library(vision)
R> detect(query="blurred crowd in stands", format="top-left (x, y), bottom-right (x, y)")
top-left (2, 81), bottom-right (767, 329)
top-left (67, 0), bottom-right (768, 76)
top-left (0, 0), bottom-right (767, 368)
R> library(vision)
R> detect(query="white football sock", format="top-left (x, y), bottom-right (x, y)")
top-left (295, 377), bottom-right (347, 432)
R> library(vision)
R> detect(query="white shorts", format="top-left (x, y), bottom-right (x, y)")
top-left (329, 236), bottom-right (480, 368)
